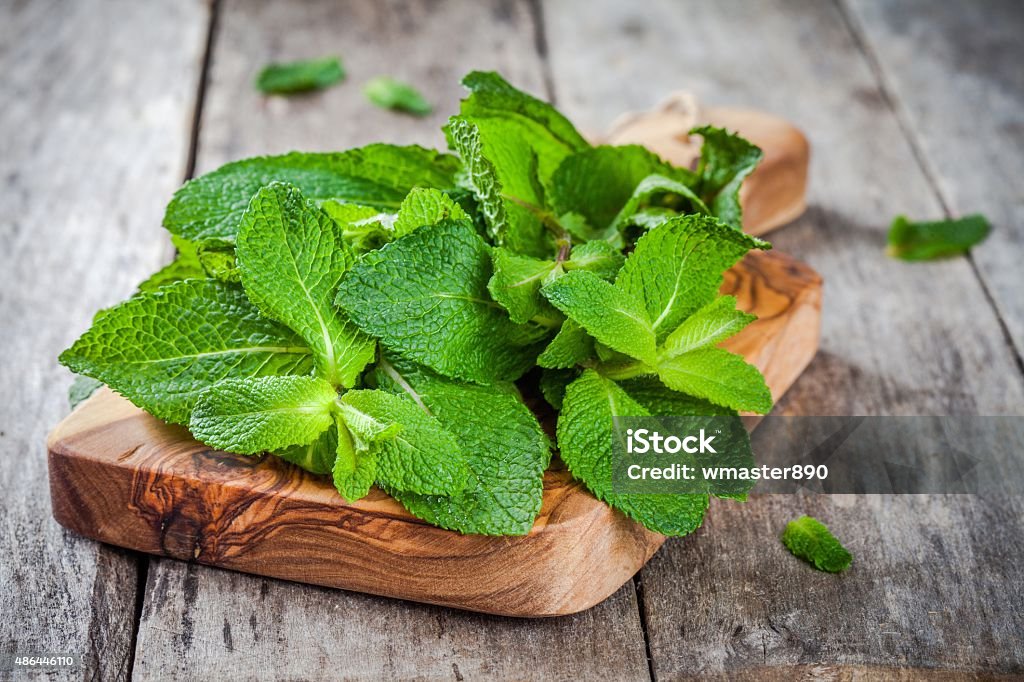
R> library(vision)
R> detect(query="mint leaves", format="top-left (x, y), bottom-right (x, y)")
top-left (237, 183), bottom-right (374, 388)
top-left (336, 220), bottom-right (547, 384)
top-left (190, 376), bottom-right (337, 454)
top-left (164, 145), bottom-right (460, 243)
top-left (365, 77), bottom-right (432, 116)
top-left (781, 516), bottom-right (853, 573)
top-left (255, 57), bottom-right (346, 94)
top-left (60, 280), bottom-right (315, 424)
top-left (62, 70), bottom-right (773, 539)
top-left (887, 214), bottom-right (991, 261)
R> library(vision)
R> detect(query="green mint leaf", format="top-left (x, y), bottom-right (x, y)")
top-left (189, 376), bottom-right (336, 455)
top-left (459, 71), bottom-right (588, 184)
top-left (661, 295), bottom-right (755, 359)
top-left (321, 200), bottom-right (394, 253)
top-left (550, 145), bottom-right (690, 240)
top-left (657, 347), bottom-right (772, 414)
top-left (616, 214), bottom-right (769, 342)
top-left (275, 425), bottom-right (338, 475)
top-left (542, 269), bottom-right (657, 365)
top-left (557, 370), bottom-right (708, 536)
top-left (626, 207), bottom-right (676, 231)
top-left (68, 375), bottom-right (103, 409)
top-left (539, 367), bottom-right (577, 410)
top-left (611, 174), bottom-right (709, 233)
top-left (255, 56), bottom-right (345, 94)
top-left (336, 220), bottom-right (548, 384)
top-left (137, 236), bottom-right (204, 293)
top-left (339, 389), bottom-right (468, 496)
top-left (782, 516), bottom-right (853, 573)
top-left (392, 187), bottom-right (470, 237)
top-left (564, 240), bottom-right (625, 281)
top-left (334, 400), bottom-right (402, 451)
top-left (886, 214), bottom-right (991, 261)
top-left (374, 355), bottom-right (550, 535)
top-left (59, 279), bottom-right (314, 424)
top-left (487, 248), bottom-right (560, 324)
top-left (447, 115), bottom-right (550, 257)
top-left (691, 126), bottom-right (763, 229)
top-left (332, 418), bottom-right (378, 501)
top-left (536, 319), bottom-right (593, 369)
top-left (617, 376), bottom-right (732, 416)
top-left (364, 76), bottom-right (432, 116)
top-left (164, 144), bottom-right (460, 243)
top-left (237, 182), bottom-right (375, 388)
top-left (194, 240), bottom-right (241, 283)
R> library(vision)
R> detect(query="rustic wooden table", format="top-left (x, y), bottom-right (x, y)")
top-left (3, 0), bottom-right (1022, 679)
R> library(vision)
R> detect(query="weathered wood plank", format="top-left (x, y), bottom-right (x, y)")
top-left (0, 0), bottom-right (208, 679)
top-left (542, 0), bottom-right (1024, 675)
top-left (133, 0), bottom-right (651, 679)
top-left (195, 0), bottom-right (552, 170)
top-left (842, 0), bottom-right (1024, 363)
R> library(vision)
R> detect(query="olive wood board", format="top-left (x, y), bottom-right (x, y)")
top-left (48, 106), bottom-right (820, 617)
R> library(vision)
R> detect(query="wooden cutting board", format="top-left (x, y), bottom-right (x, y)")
top-left (47, 106), bottom-right (820, 618)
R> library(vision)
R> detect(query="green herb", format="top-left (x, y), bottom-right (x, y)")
top-left (61, 70), bottom-right (772, 537)
top-left (781, 515), bottom-right (853, 573)
top-left (887, 214), bottom-right (991, 261)
top-left (255, 56), bottom-right (345, 94)
top-left (364, 77), bottom-right (432, 116)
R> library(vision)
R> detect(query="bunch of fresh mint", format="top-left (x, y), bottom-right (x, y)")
top-left (60, 71), bottom-right (772, 537)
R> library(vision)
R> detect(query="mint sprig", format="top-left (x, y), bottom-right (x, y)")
top-left (61, 70), bottom-right (773, 537)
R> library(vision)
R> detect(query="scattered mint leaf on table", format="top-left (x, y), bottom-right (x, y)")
top-left (782, 516), bottom-right (853, 573)
top-left (887, 214), bottom-right (991, 261)
top-left (255, 56), bottom-right (345, 94)
top-left (59, 279), bottom-right (314, 425)
top-left (237, 182), bottom-right (374, 388)
top-left (164, 145), bottom-right (460, 243)
top-left (189, 376), bottom-right (337, 454)
top-left (364, 77), bottom-right (432, 116)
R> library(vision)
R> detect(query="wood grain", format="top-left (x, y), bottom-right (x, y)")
top-left (541, 0), bottom-right (1024, 675)
top-left (0, 1), bottom-right (208, 679)
top-left (47, 247), bottom-right (820, 618)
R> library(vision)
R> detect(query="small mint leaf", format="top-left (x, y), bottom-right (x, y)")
top-left (189, 376), bottom-right (336, 455)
